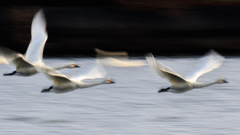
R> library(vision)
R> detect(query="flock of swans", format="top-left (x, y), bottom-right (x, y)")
top-left (0, 9), bottom-right (228, 94)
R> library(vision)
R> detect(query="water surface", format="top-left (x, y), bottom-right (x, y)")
top-left (0, 57), bottom-right (239, 135)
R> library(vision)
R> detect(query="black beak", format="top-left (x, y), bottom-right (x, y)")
top-left (111, 81), bottom-right (115, 84)
top-left (224, 81), bottom-right (229, 83)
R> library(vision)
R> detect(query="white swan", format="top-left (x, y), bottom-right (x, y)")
top-left (0, 9), bottom-right (79, 76)
top-left (145, 50), bottom-right (228, 94)
top-left (39, 62), bottom-right (115, 94)
top-left (95, 48), bottom-right (147, 67)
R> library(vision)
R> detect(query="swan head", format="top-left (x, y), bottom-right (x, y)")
top-left (217, 78), bottom-right (228, 84)
top-left (68, 64), bottom-right (80, 68)
top-left (103, 78), bottom-right (115, 84)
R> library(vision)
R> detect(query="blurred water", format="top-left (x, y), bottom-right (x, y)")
top-left (0, 57), bottom-right (239, 135)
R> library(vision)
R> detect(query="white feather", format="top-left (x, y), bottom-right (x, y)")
top-left (185, 50), bottom-right (224, 82)
top-left (71, 62), bottom-right (107, 82)
top-left (146, 53), bottom-right (187, 84)
top-left (25, 9), bottom-right (48, 65)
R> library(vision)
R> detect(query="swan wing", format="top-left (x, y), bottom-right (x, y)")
top-left (186, 50), bottom-right (224, 82)
top-left (0, 56), bottom-right (9, 64)
top-left (12, 56), bottom-right (34, 70)
top-left (0, 46), bottom-right (21, 63)
top-left (47, 72), bottom-right (72, 85)
top-left (146, 53), bottom-right (187, 84)
top-left (0, 46), bottom-right (33, 68)
top-left (24, 9), bottom-right (48, 65)
top-left (0, 55), bottom-right (9, 64)
top-left (37, 65), bottom-right (72, 85)
top-left (95, 48), bottom-right (128, 56)
top-left (95, 48), bottom-right (129, 60)
top-left (97, 57), bottom-right (147, 67)
top-left (71, 62), bottom-right (107, 82)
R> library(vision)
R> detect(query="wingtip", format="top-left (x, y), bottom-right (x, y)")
top-left (35, 9), bottom-right (45, 17)
top-left (145, 52), bottom-right (153, 58)
top-left (94, 48), bottom-right (100, 53)
top-left (208, 49), bottom-right (220, 56)
top-left (208, 49), bottom-right (225, 61)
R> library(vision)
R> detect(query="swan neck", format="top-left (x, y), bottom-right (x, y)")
top-left (80, 80), bottom-right (105, 88)
top-left (53, 65), bottom-right (69, 70)
top-left (193, 80), bottom-right (219, 88)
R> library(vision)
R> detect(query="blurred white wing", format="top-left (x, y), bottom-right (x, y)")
top-left (97, 57), bottom-right (146, 67)
top-left (25, 9), bottom-right (48, 65)
top-left (0, 46), bottom-right (27, 67)
top-left (95, 48), bottom-right (128, 56)
top-left (95, 48), bottom-right (129, 60)
top-left (36, 65), bottom-right (71, 85)
top-left (71, 63), bottom-right (107, 82)
top-left (0, 55), bottom-right (9, 64)
top-left (0, 46), bottom-right (21, 62)
top-left (186, 50), bottom-right (224, 82)
top-left (146, 53), bottom-right (187, 84)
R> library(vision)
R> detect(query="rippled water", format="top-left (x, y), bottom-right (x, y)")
top-left (0, 57), bottom-right (239, 134)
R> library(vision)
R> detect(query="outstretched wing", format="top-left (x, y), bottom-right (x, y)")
top-left (0, 46), bottom-right (33, 68)
top-left (146, 53), bottom-right (187, 84)
top-left (185, 50), bottom-right (224, 82)
top-left (0, 55), bottom-right (8, 64)
top-left (71, 62), bottom-right (107, 82)
top-left (95, 48), bottom-right (128, 56)
top-left (12, 57), bottom-right (34, 70)
top-left (37, 65), bottom-right (71, 85)
top-left (0, 46), bottom-right (18, 65)
top-left (0, 46), bottom-right (21, 64)
top-left (95, 48), bottom-right (129, 59)
top-left (25, 9), bottom-right (48, 65)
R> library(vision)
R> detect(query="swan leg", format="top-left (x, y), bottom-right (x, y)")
top-left (3, 71), bottom-right (17, 76)
top-left (41, 86), bottom-right (53, 93)
top-left (158, 87), bottom-right (170, 93)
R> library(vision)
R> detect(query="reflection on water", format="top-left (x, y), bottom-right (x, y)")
top-left (0, 57), bottom-right (239, 134)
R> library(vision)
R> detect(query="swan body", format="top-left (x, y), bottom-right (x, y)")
top-left (146, 50), bottom-right (228, 94)
top-left (39, 63), bottom-right (115, 94)
top-left (0, 10), bottom-right (79, 76)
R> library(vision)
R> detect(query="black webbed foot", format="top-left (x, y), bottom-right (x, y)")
top-left (158, 87), bottom-right (170, 93)
top-left (3, 71), bottom-right (17, 76)
top-left (41, 86), bottom-right (53, 93)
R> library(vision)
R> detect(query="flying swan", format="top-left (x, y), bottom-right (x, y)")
top-left (0, 9), bottom-right (79, 77)
top-left (145, 50), bottom-right (228, 93)
top-left (39, 62), bottom-right (115, 94)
